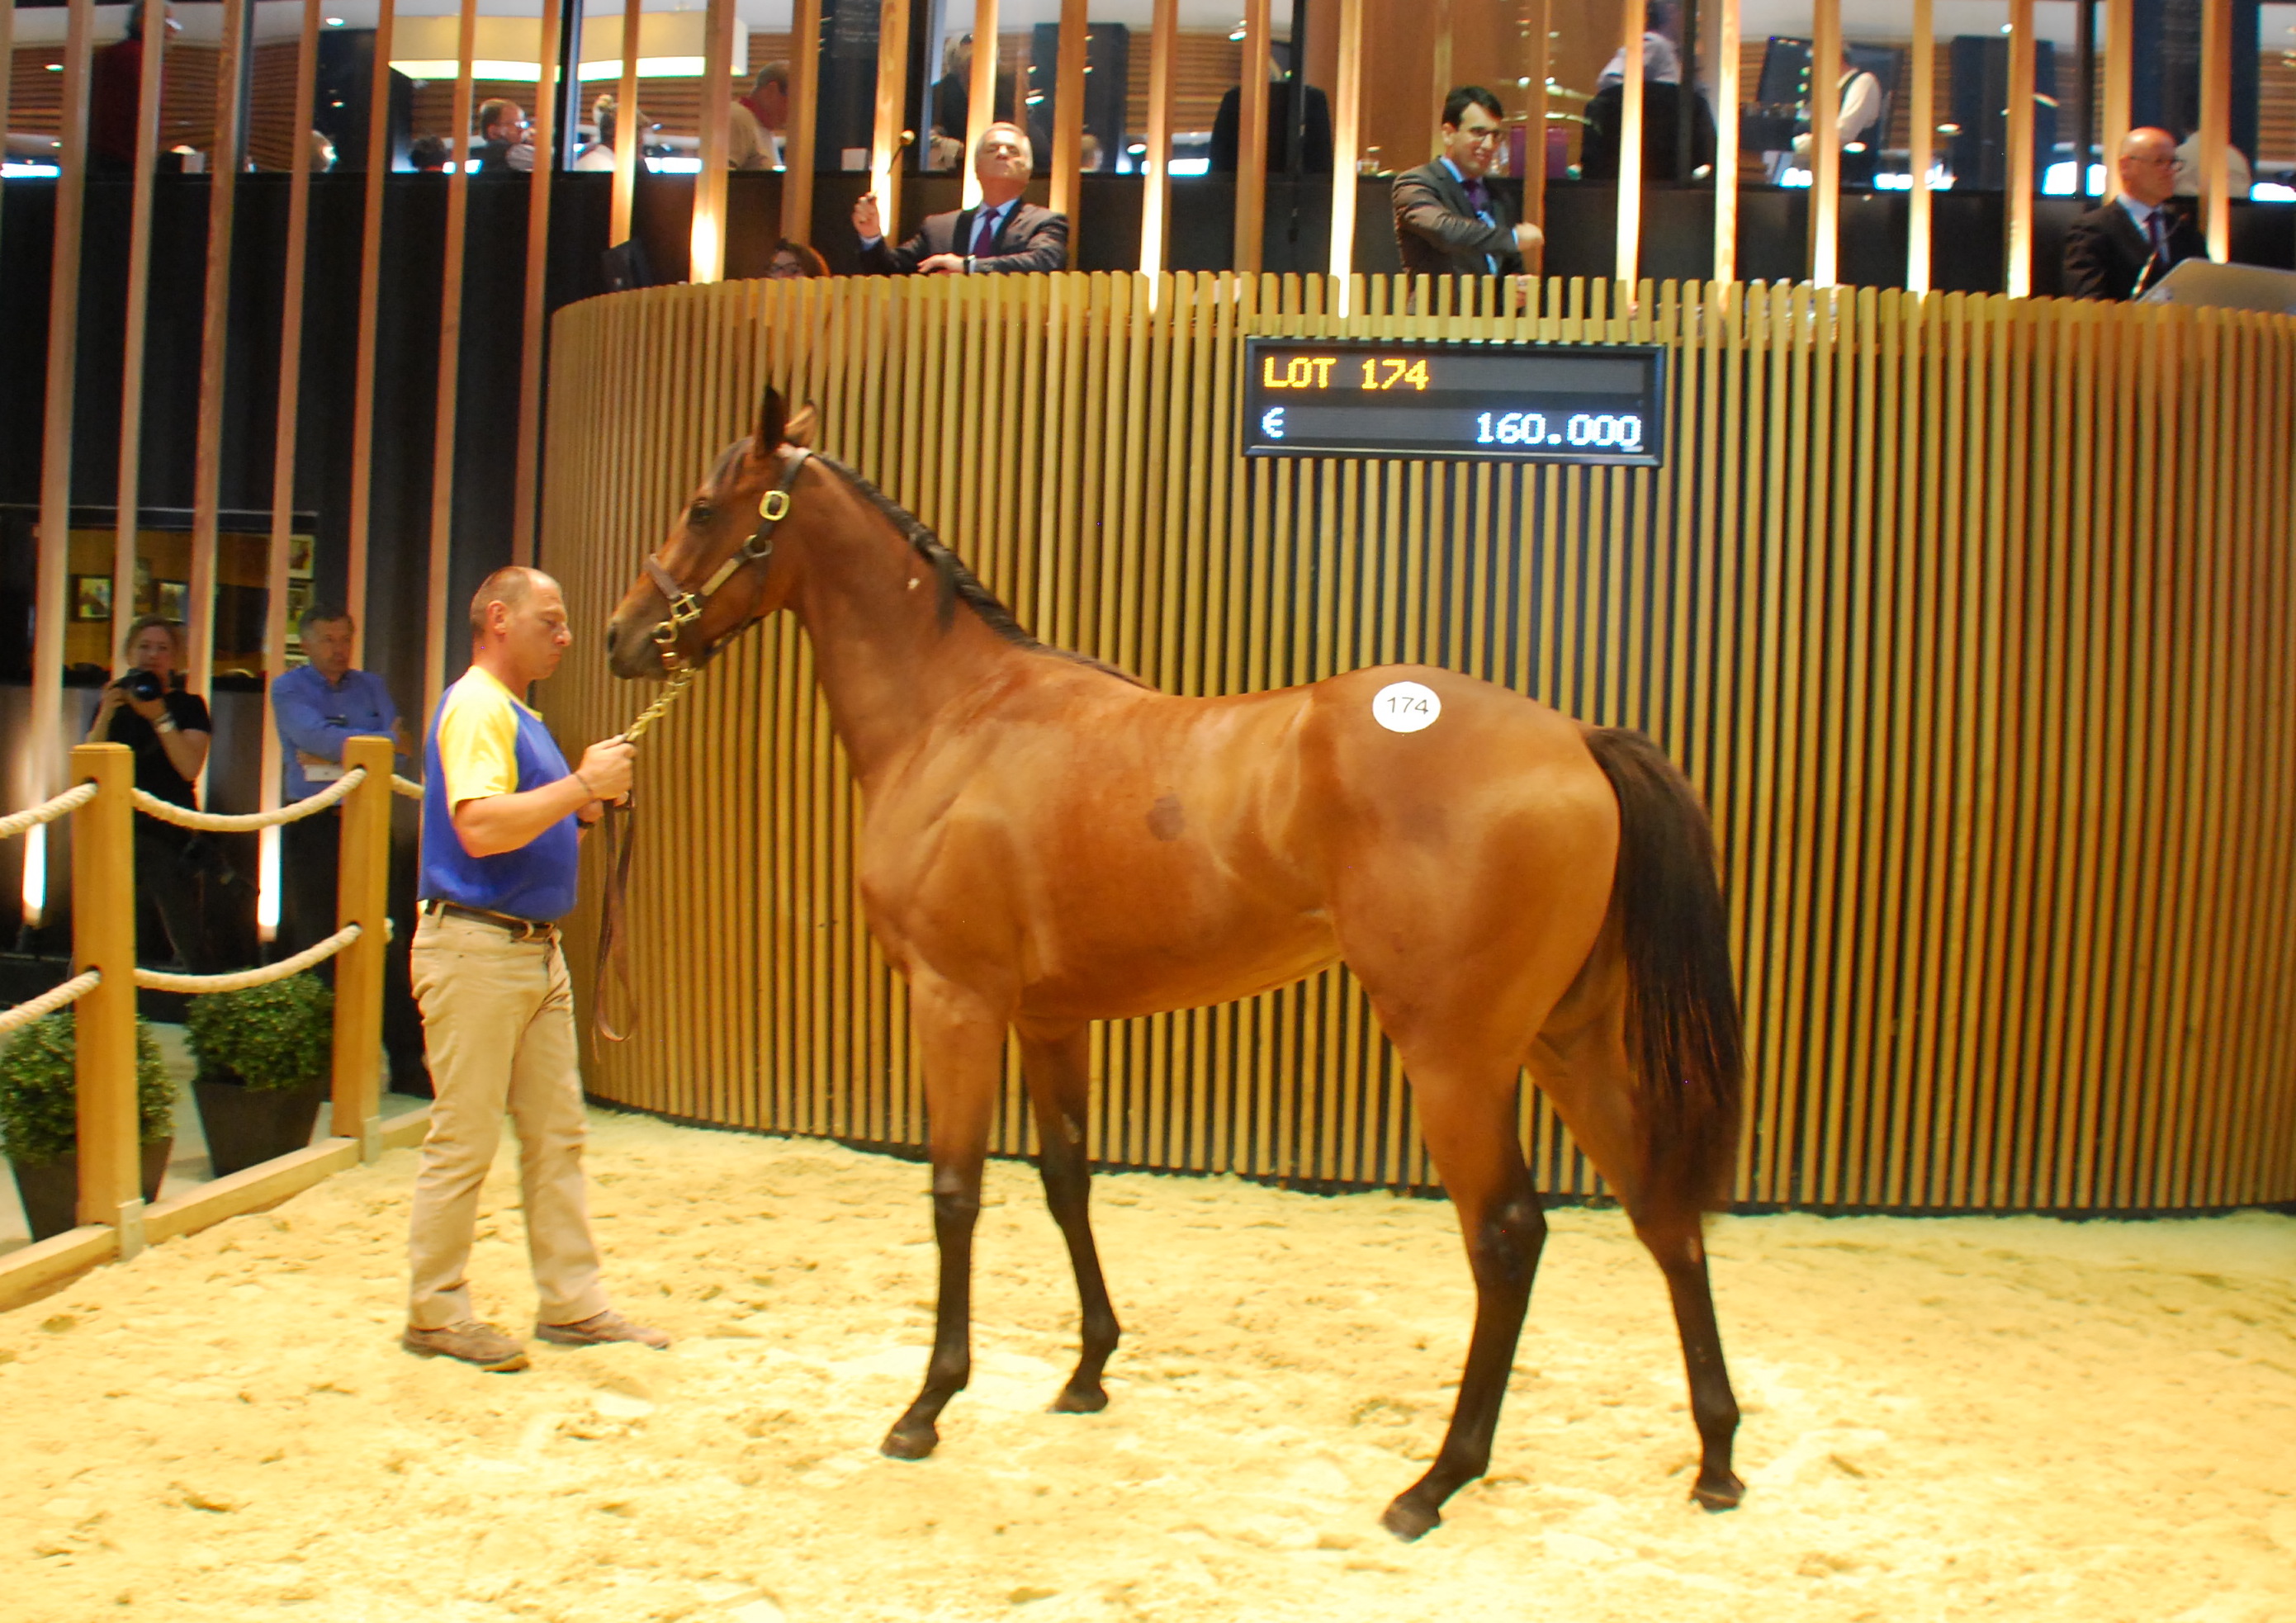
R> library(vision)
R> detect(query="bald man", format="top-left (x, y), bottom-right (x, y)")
top-left (2063, 128), bottom-right (2206, 301)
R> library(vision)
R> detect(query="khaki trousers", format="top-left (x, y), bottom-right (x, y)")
top-left (406, 912), bottom-right (608, 1330)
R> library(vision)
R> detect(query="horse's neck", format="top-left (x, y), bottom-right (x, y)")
top-left (788, 491), bottom-right (1021, 788)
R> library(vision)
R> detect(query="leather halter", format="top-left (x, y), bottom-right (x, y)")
top-left (640, 446), bottom-right (812, 668)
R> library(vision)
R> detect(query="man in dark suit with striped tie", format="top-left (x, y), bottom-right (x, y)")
top-left (1390, 86), bottom-right (1546, 279)
top-left (2062, 127), bottom-right (2206, 301)
top-left (853, 123), bottom-right (1069, 274)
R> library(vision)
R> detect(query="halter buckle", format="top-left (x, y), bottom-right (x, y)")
top-left (760, 489), bottom-right (791, 523)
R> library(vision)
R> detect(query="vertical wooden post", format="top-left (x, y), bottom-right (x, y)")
top-left (870, 0), bottom-right (911, 235)
top-left (1808, 0), bottom-right (1840, 286)
top-left (2102, 0), bottom-right (2132, 200)
top-left (1048, 0), bottom-right (1088, 222)
top-left (613, 0), bottom-right (643, 244)
top-left (783, 0), bottom-right (823, 243)
top-left (347, 0), bottom-right (396, 665)
top-left (1327, 0), bottom-right (1364, 300)
top-left (2005, 0), bottom-right (2035, 297)
top-left (1426, 0), bottom-right (1451, 159)
top-left (1139, 0), bottom-right (1177, 276)
top-left (331, 736), bottom-right (393, 1163)
top-left (1522, 0), bottom-right (1550, 275)
top-left (259, 0), bottom-right (327, 944)
top-left (513, 0), bottom-right (564, 566)
top-left (71, 744), bottom-right (141, 1254)
top-left (1711, 0), bottom-right (1738, 284)
top-left (36, 0), bottom-right (97, 851)
top-left (425, 0), bottom-right (481, 728)
top-left (693, 0), bottom-right (736, 282)
top-left (963, 0), bottom-right (1001, 211)
top-left (114, 0), bottom-right (170, 665)
top-left (2197, 0), bottom-right (2230, 262)
top-left (1907, 0), bottom-right (1933, 292)
top-left (189, 0), bottom-right (253, 707)
top-left (0, 0), bottom-right (13, 263)
top-left (1234, 0), bottom-right (1271, 274)
top-left (1616, 0), bottom-right (1645, 291)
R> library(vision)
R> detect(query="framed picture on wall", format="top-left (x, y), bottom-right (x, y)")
top-left (155, 580), bottom-right (187, 622)
top-left (287, 534), bottom-right (314, 580)
top-left (71, 575), bottom-right (112, 621)
top-left (284, 581), bottom-right (313, 658)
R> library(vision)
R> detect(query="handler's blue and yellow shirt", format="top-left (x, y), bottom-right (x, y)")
top-left (419, 665), bottom-right (580, 921)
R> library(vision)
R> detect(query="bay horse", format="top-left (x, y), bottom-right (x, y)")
top-left (605, 389), bottom-right (1746, 1538)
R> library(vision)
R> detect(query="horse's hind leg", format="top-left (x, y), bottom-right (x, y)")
top-left (1378, 1065), bottom-right (1549, 1542)
top-left (1532, 1007), bottom-right (1744, 1510)
top-left (1019, 1025), bottom-right (1120, 1412)
top-left (882, 974), bottom-right (1006, 1462)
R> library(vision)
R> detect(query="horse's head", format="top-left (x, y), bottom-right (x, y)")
top-left (606, 387), bottom-right (820, 679)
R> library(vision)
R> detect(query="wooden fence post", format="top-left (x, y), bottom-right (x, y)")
top-left (331, 736), bottom-right (393, 1162)
top-left (71, 742), bottom-right (141, 1256)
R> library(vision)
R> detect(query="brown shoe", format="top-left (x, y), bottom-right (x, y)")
top-left (401, 1319), bottom-right (530, 1371)
top-left (536, 1309), bottom-right (671, 1351)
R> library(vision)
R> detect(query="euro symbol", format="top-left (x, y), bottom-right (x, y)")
top-left (1262, 406), bottom-right (1285, 440)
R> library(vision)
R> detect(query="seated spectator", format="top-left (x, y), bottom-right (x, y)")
top-left (1391, 87), bottom-right (1542, 278)
top-left (730, 63), bottom-right (788, 171)
top-left (2172, 130), bottom-right (2252, 200)
top-left (309, 130), bottom-right (336, 173)
top-left (90, 1), bottom-right (175, 175)
top-left (2064, 127), bottom-right (2206, 301)
top-left (409, 135), bottom-right (451, 173)
top-left (1597, 2), bottom-right (1681, 90)
top-left (852, 123), bottom-right (1068, 274)
top-left (766, 239), bottom-right (829, 279)
top-left (86, 616), bottom-right (217, 972)
top-left (1579, 80), bottom-right (1716, 182)
top-left (1210, 67), bottom-right (1334, 175)
top-left (474, 98), bottom-right (528, 173)
top-left (575, 96), bottom-right (632, 173)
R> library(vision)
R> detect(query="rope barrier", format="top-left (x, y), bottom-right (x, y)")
top-left (134, 924), bottom-right (361, 994)
top-left (392, 774), bottom-right (424, 800)
top-left (0, 970), bottom-right (103, 1039)
top-left (131, 768), bottom-right (365, 833)
top-left (0, 781), bottom-right (101, 843)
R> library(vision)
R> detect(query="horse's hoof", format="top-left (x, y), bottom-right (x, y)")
top-left (881, 1422), bottom-right (939, 1460)
top-left (1380, 1494), bottom-right (1442, 1542)
top-left (1691, 1470), bottom-right (1744, 1512)
top-left (1049, 1383), bottom-right (1108, 1415)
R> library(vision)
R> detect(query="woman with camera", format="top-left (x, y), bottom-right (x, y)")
top-left (87, 616), bottom-right (216, 972)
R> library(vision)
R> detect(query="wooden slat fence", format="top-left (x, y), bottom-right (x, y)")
top-left (539, 272), bottom-right (2296, 1214)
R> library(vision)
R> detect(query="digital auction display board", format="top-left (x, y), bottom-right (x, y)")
top-left (1240, 338), bottom-right (1666, 467)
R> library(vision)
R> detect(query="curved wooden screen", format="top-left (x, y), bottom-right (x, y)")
top-left (540, 273), bottom-right (2296, 1214)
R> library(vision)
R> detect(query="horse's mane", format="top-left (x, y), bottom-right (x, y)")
top-left (807, 452), bottom-right (1148, 688)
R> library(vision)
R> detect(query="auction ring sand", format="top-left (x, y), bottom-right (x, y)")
top-left (5, 1109), bottom-right (2293, 1623)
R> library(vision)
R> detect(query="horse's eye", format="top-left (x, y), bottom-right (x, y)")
top-left (689, 502), bottom-right (715, 526)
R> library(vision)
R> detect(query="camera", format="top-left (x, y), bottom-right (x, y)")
top-left (116, 669), bottom-right (165, 703)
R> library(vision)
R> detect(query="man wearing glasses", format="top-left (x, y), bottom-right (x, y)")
top-left (1392, 87), bottom-right (1544, 279)
top-left (2063, 127), bottom-right (2205, 301)
top-left (475, 98), bottom-right (532, 173)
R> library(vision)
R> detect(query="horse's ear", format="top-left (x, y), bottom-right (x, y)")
top-left (754, 387), bottom-right (787, 452)
top-left (784, 402), bottom-right (819, 447)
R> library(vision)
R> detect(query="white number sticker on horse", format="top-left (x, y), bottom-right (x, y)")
top-left (1372, 681), bottom-right (1442, 733)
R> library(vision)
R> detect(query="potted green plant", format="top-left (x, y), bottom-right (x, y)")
top-left (187, 973), bottom-right (334, 1177)
top-left (0, 1012), bottom-right (177, 1242)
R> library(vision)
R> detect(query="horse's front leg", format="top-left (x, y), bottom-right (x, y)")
top-left (1019, 1024), bottom-right (1120, 1412)
top-left (882, 973), bottom-right (1007, 1461)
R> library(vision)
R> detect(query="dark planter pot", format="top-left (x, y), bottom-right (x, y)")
top-left (193, 1074), bottom-right (324, 1177)
top-left (9, 1138), bottom-right (173, 1243)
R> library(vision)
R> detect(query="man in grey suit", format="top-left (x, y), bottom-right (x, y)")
top-left (853, 123), bottom-right (1069, 274)
top-left (1391, 87), bottom-right (1545, 278)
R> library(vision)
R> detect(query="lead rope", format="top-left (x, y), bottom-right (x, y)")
top-left (593, 665), bottom-right (699, 1043)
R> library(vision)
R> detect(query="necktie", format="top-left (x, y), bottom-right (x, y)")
top-left (972, 209), bottom-right (999, 258)
top-left (2145, 207), bottom-right (2169, 263)
top-left (1462, 177), bottom-right (1491, 220)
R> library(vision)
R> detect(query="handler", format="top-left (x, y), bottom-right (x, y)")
top-left (402, 565), bottom-right (667, 1370)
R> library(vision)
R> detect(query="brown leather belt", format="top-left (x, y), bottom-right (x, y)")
top-left (420, 899), bottom-right (561, 943)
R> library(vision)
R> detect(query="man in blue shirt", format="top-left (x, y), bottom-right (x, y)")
top-left (273, 605), bottom-right (408, 956)
top-left (403, 566), bottom-right (661, 1371)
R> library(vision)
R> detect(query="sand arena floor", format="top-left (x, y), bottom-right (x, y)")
top-left (2, 1109), bottom-right (2293, 1623)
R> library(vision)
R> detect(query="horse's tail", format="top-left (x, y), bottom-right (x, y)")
top-left (1580, 726), bottom-right (1744, 1222)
